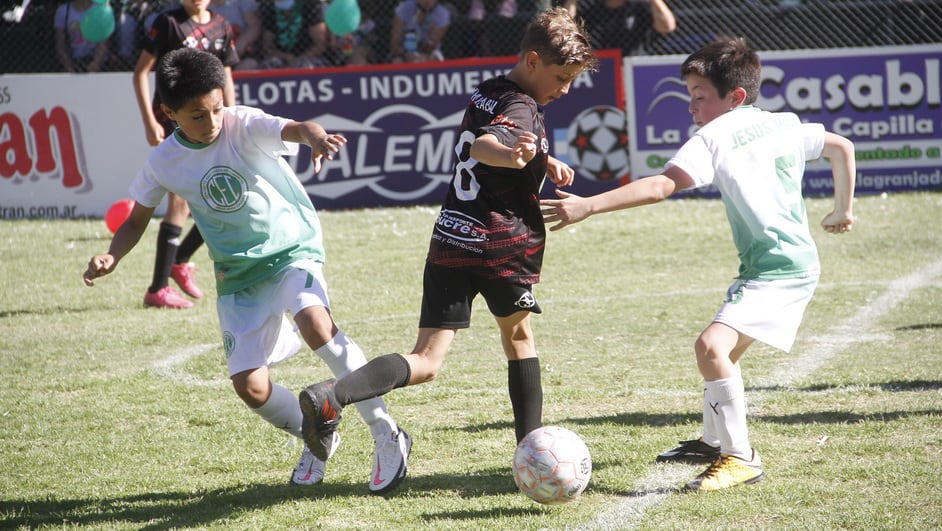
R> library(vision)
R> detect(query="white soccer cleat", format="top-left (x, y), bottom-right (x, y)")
top-left (369, 429), bottom-right (412, 494)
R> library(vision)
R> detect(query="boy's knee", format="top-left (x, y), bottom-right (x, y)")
top-left (231, 372), bottom-right (270, 408)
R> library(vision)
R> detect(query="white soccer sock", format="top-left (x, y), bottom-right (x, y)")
top-left (315, 331), bottom-right (397, 441)
top-left (700, 383), bottom-right (721, 447)
top-left (251, 382), bottom-right (303, 439)
top-left (703, 375), bottom-right (752, 460)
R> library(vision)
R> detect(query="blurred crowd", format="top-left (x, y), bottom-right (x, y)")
top-left (10, 0), bottom-right (678, 73)
top-left (2, 0), bottom-right (939, 75)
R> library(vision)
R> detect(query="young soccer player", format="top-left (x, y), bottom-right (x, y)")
top-left (297, 7), bottom-right (598, 472)
top-left (540, 36), bottom-right (856, 491)
top-left (85, 48), bottom-right (410, 494)
top-left (132, 0), bottom-right (239, 309)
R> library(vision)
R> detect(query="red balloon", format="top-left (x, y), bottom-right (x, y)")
top-left (105, 198), bottom-right (135, 234)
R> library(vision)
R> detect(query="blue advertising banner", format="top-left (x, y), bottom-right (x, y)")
top-left (233, 50), bottom-right (625, 210)
top-left (626, 45), bottom-right (942, 196)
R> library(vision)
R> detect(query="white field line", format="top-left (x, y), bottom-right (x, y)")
top-left (149, 342), bottom-right (227, 387)
top-left (579, 258), bottom-right (942, 531)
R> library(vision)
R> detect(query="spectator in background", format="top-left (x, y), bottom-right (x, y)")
top-left (565, 0), bottom-right (675, 57)
top-left (389, 0), bottom-right (450, 63)
top-left (131, 0), bottom-right (239, 308)
top-left (210, 0), bottom-right (262, 70)
top-left (257, 0), bottom-right (331, 68)
top-left (54, 0), bottom-right (110, 72)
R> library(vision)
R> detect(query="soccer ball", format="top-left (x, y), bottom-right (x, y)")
top-left (512, 426), bottom-right (592, 504)
top-left (566, 105), bottom-right (631, 183)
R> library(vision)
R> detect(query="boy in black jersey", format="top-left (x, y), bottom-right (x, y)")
top-left (132, 0), bottom-right (239, 309)
top-left (298, 7), bottom-right (598, 480)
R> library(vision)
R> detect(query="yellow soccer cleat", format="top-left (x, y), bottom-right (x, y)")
top-left (685, 450), bottom-right (764, 491)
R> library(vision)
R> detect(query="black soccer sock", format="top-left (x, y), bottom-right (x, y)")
top-left (508, 357), bottom-right (543, 443)
top-left (175, 225), bottom-right (203, 264)
top-left (333, 353), bottom-right (411, 407)
top-left (149, 222), bottom-right (181, 293)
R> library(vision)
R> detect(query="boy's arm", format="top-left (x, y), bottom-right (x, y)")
top-left (223, 67), bottom-right (236, 106)
top-left (541, 165), bottom-right (695, 231)
top-left (819, 132), bottom-right (856, 234)
top-left (470, 132), bottom-right (538, 169)
top-left (132, 50), bottom-right (163, 146)
top-left (83, 203), bottom-right (155, 286)
top-left (282, 121), bottom-right (347, 173)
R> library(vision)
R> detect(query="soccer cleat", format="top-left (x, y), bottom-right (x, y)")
top-left (369, 429), bottom-right (412, 495)
top-left (656, 438), bottom-right (721, 464)
top-left (299, 379), bottom-right (343, 461)
top-left (291, 444), bottom-right (331, 486)
top-left (170, 262), bottom-right (203, 298)
top-left (143, 285), bottom-right (194, 309)
top-left (685, 450), bottom-right (764, 491)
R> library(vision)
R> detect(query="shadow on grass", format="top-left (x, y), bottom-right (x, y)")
top-left (894, 322), bottom-right (942, 331)
top-left (748, 379), bottom-right (942, 393)
top-left (0, 483), bottom-right (315, 530)
top-left (0, 468), bottom-right (558, 529)
top-left (457, 411), bottom-right (701, 436)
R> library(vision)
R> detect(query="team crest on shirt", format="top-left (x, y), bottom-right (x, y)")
top-left (201, 165), bottom-right (248, 212)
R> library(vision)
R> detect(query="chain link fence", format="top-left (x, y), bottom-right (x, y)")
top-left (2, 0), bottom-right (940, 74)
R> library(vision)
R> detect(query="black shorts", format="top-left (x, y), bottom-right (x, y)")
top-left (418, 263), bottom-right (542, 329)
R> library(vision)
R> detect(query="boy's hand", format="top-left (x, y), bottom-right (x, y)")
top-left (546, 156), bottom-right (575, 188)
top-left (510, 131), bottom-right (538, 168)
top-left (310, 133), bottom-right (347, 173)
top-left (83, 254), bottom-right (117, 286)
top-left (540, 189), bottom-right (591, 231)
top-left (821, 211), bottom-right (854, 234)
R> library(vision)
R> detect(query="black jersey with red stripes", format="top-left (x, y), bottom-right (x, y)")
top-left (145, 7), bottom-right (238, 131)
top-left (427, 75), bottom-right (549, 284)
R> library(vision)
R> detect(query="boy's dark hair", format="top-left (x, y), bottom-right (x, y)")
top-left (520, 6), bottom-right (599, 72)
top-left (156, 48), bottom-right (228, 111)
top-left (681, 37), bottom-right (761, 105)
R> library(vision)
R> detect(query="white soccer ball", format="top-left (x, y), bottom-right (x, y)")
top-left (512, 426), bottom-right (592, 504)
top-left (566, 105), bottom-right (631, 182)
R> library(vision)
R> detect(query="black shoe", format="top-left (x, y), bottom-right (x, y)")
top-left (656, 438), bottom-right (721, 464)
top-left (299, 379), bottom-right (343, 461)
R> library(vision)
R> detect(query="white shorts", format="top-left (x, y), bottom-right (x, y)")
top-left (217, 260), bottom-right (331, 376)
top-left (713, 275), bottom-right (819, 352)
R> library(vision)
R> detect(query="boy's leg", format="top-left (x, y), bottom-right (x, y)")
top-left (230, 363), bottom-right (329, 486)
top-left (496, 312), bottom-right (542, 444)
top-left (171, 225), bottom-right (204, 298)
top-left (145, 194), bottom-right (192, 308)
top-left (295, 300), bottom-right (416, 493)
top-left (685, 323), bottom-right (763, 491)
top-left (695, 322), bottom-right (755, 459)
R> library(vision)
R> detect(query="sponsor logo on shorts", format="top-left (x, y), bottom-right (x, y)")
top-left (515, 292), bottom-right (536, 309)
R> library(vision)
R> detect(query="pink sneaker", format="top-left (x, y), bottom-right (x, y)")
top-left (144, 286), bottom-right (194, 309)
top-left (170, 262), bottom-right (203, 299)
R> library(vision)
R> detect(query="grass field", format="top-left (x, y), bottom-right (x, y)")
top-left (1, 191), bottom-right (940, 530)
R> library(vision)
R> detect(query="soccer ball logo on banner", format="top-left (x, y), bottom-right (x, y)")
top-left (566, 105), bottom-right (631, 183)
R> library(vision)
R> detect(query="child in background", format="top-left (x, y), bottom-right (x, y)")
top-left (540, 36), bottom-right (856, 491)
top-left (132, 0), bottom-right (238, 309)
top-left (86, 48), bottom-right (410, 493)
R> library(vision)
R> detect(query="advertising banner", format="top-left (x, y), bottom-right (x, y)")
top-left (236, 50), bottom-right (625, 209)
top-left (0, 51), bottom-right (624, 218)
top-left (626, 45), bottom-right (942, 196)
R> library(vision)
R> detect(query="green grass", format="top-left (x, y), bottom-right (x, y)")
top-left (1, 192), bottom-right (940, 530)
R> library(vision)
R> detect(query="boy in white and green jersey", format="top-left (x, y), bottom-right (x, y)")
top-left (541, 36), bottom-right (856, 491)
top-left (84, 48), bottom-right (411, 494)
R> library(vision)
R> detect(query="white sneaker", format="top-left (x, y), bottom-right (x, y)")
top-left (369, 429), bottom-right (412, 494)
top-left (291, 434), bottom-right (339, 486)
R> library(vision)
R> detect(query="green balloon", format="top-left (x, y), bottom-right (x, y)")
top-left (325, 0), bottom-right (361, 36)
top-left (80, 2), bottom-right (115, 43)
